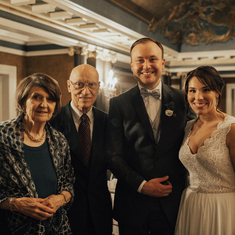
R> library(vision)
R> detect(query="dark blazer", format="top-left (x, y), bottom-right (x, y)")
top-left (50, 102), bottom-right (112, 235)
top-left (107, 84), bottom-right (191, 230)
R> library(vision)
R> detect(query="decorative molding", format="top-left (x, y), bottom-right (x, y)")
top-left (0, 0), bottom-right (143, 52)
top-left (0, 45), bottom-right (26, 55)
top-left (0, 17), bottom-right (80, 46)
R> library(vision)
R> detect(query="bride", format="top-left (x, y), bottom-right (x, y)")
top-left (175, 66), bottom-right (235, 235)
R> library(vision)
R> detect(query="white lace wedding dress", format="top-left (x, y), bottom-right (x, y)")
top-left (175, 115), bottom-right (235, 235)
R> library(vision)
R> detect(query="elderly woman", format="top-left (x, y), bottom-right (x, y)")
top-left (0, 73), bottom-right (75, 234)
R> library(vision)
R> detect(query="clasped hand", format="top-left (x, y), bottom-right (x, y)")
top-left (141, 176), bottom-right (172, 197)
top-left (14, 194), bottom-right (64, 221)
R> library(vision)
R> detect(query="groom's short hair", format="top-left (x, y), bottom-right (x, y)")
top-left (130, 37), bottom-right (164, 59)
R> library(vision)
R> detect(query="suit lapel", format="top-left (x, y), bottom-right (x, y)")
top-left (157, 84), bottom-right (174, 147)
top-left (131, 85), bottom-right (155, 142)
top-left (60, 103), bottom-right (86, 166)
top-left (89, 108), bottom-right (106, 172)
top-left (130, 84), bottom-right (175, 147)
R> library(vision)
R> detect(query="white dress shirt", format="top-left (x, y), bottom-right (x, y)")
top-left (138, 81), bottom-right (162, 122)
top-left (70, 101), bottom-right (94, 141)
top-left (137, 81), bottom-right (162, 193)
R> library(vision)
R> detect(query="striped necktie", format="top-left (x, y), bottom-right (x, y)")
top-left (78, 114), bottom-right (91, 166)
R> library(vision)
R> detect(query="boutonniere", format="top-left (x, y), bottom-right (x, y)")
top-left (165, 101), bottom-right (176, 117)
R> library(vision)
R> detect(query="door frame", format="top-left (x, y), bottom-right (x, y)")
top-left (0, 65), bottom-right (17, 121)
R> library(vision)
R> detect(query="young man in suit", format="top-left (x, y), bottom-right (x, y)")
top-left (107, 38), bottom-right (194, 235)
top-left (50, 64), bottom-right (112, 235)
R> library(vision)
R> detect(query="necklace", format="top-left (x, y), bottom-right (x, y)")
top-left (24, 128), bottom-right (46, 142)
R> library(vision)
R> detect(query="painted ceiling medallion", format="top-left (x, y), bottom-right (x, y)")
top-left (109, 0), bottom-right (235, 45)
top-left (148, 0), bottom-right (235, 45)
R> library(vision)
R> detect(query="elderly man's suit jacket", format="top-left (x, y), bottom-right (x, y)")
top-left (50, 102), bottom-right (112, 235)
top-left (107, 84), bottom-right (192, 229)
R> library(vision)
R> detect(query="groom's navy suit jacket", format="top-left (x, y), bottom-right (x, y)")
top-left (107, 84), bottom-right (192, 229)
top-left (50, 102), bottom-right (112, 235)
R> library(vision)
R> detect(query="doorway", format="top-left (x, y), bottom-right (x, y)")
top-left (0, 65), bottom-right (17, 122)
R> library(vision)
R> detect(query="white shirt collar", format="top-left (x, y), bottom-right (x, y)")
top-left (70, 101), bottom-right (93, 123)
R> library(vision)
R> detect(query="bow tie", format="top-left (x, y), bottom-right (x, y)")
top-left (140, 88), bottom-right (160, 99)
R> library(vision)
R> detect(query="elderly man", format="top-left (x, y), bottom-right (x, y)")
top-left (50, 64), bottom-right (112, 235)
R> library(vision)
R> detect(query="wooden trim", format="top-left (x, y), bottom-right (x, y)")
top-left (108, 0), bottom-right (153, 23)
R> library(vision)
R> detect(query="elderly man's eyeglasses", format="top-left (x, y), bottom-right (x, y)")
top-left (70, 80), bottom-right (99, 90)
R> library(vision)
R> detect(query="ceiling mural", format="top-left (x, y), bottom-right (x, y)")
top-left (109, 0), bottom-right (235, 45)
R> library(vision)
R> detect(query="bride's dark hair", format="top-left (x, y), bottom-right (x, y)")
top-left (184, 66), bottom-right (225, 113)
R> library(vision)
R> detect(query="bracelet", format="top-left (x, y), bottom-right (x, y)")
top-left (9, 198), bottom-right (15, 211)
top-left (60, 193), bottom-right (67, 206)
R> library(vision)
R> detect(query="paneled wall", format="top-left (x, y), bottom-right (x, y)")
top-left (0, 52), bottom-right (27, 85)
top-left (25, 54), bottom-right (74, 106)
top-left (0, 52), bottom-right (74, 106)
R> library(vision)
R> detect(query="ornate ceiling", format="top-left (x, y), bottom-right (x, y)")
top-left (109, 0), bottom-right (235, 45)
top-left (0, 0), bottom-right (235, 72)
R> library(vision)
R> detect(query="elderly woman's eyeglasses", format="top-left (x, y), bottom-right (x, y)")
top-left (70, 80), bottom-right (99, 90)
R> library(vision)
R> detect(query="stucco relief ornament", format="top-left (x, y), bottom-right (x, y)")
top-left (165, 102), bottom-right (176, 117)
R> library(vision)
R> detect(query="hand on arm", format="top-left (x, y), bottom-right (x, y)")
top-left (141, 176), bottom-right (172, 197)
